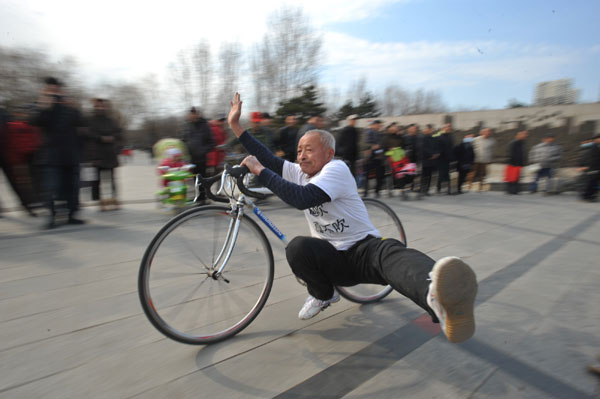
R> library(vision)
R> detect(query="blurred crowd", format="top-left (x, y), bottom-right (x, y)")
top-left (2, 78), bottom-right (599, 228)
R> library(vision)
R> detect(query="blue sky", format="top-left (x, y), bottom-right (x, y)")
top-left (320, 0), bottom-right (600, 109)
top-left (1, 0), bottom-right (598, 112)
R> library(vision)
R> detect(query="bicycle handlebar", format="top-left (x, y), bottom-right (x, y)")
top-left (196, 164), bottom-right (268, 203)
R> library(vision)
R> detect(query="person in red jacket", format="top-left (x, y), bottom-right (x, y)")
top-left (207, 115), bottom-right (227, 174)
top-left (2, 106), bottom-right (42, 215)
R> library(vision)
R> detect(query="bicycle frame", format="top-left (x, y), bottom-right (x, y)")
top-left (200, 169), bottom-right (289, 277)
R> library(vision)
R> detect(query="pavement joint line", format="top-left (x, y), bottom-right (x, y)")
top-left (275, 213), bottom-right (599, 399)
top-left (0, 363), bottom-right (85, 395)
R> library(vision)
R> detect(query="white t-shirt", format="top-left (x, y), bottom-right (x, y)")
top-left (282, 159), bottom-right (380, 250)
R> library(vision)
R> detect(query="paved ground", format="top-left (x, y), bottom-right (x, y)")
top-left (1, 152), bottom-right (599, 398)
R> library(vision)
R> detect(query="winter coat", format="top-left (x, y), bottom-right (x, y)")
top-left (421, 134), bottom-right (440, 168)
top-left (337, 125), bottom-right (360, 161)
top-left (85, 112), bottom-right (123, 169)
top-left (454, 140), bottom-right (475, 171)
top-left (473, 136), bottom-right (496, 163)
top-left (181, 118), bottom-right (215, 164)
top-left (529, 142), bottom-right (561, 169)
top-left (508, 139), bottom-right (527, 167)
top-left (31, 103), bottom-right (86, 166)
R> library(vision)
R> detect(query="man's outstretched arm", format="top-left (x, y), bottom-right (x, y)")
top-left (228, 92), bottom-right (284, 175)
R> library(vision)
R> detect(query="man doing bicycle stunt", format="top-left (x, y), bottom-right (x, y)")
top-left (228, 93), bottom-right (478, 343)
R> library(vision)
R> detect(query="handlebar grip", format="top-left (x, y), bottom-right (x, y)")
top-left (225, 164), bottom-right (268, 200)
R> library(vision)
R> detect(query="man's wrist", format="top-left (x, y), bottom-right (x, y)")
top-left (230, 122), bottom-right (244, 137)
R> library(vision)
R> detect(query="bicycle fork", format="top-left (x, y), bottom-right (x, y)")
top-left (210, 207), bottom-right (245, 282)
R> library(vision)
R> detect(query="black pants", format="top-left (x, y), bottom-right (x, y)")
top-left (364, 159), bottom-right (385, 196)
top-left (582, 171), bottom-right (599, 200)
top-left (420, 166), bottom-right (435, 194)
top-left (437, 161), bottom-right (451, 193)
top-left (44, 165), bottom-right (80, 216)
top-left (286, 235), bottom-right (438, 322)
top-left (457, 168), bottom-right (470, 193)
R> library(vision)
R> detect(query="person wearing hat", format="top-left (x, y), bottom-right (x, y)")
top-left (579, 134), bottom-right (600, 202)
top-left (528, 133), bottom-right (561, 194)
top-left (363, 119), bottom-right (385, 197)
top-left (337, 115), bottom-right (360, 177)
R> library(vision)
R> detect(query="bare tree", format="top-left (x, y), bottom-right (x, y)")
top-left (250, 6), bottom-right (322, 111)
top-left (214, 41), bottom-right (242, 115)
top-left (0, 46), bottom-right (84, 108)
top-left (169, 49), bottom-right (194, 109)
top-left (381, 83), bottom-right (447, 116)
top-left (193, 40), bottom-right (212, 110)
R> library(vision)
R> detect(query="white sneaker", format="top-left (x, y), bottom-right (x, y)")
top-left (426, 256), bottom-right (478, 343)
top-left (298, 291), bottom-right (340, 320)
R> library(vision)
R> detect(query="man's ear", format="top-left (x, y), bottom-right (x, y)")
top-left (327, 148), bottom-right (335, 161)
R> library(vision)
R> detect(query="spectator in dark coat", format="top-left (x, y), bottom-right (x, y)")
top-left (580, 134), bottom-right (600, 202)
top-left (506, 129), bottom-right (528, 195)
top-left (85, 98), bottom-right (123, 210)
top-left (276, 115), bottom-right (299, 162)
top-left (435, 123), bottom-right (454, 195)
top-left (454, 134), bottom-right (475, 194)
top-left (363, 120), bottom-right (385, 197)
top-left (181, 107), bottom-right (214, 201)
top-left (419, 124), bottom-right (440, 196)
top-left (337, 115), bottom-right (360, 177)
top-left (31, 77), bottom-right (86, 229)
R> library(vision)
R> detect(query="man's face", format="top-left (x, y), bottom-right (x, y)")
top-left (408, 126), bottom-right (417, 135)
top-left (481, 128), bottom-right (491, 138)
top-left (370, 123), bottom-right (381, 131)
top-left (286, 116), bottom-right (296, 126)
top-left (423, 127), bottom-right (432, 135)
top-left (444, 123), bottom-right (452, 132)
top-left (348, 118), bottom-right (356, 127)
top-left (297, 132), bottom-right (334, 177)
top-left (544, 137), bottom-right (555, 144)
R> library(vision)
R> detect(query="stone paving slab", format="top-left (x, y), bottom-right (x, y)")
top-left (0, 156), bottom-right (599, 398)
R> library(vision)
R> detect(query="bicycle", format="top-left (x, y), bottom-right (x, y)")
top-left (138, 164), bottom-right (407, 345)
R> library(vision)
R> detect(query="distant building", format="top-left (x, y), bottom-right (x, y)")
top-left (534, 79), bottom-right (580, 106)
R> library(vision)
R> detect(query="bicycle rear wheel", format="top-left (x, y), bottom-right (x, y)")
top-left (336, 198), bottom-right (407, 304)
top-left (138, 205), bottom-right (274, 345)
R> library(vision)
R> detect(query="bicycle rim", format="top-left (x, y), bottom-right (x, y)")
top-left (138, 205), bottom-right (274, 344)
top-left (336, 198), bottom-right (406, 304)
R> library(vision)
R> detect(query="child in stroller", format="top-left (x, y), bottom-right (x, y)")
top-left (385, 146), bottom-right (418, 199)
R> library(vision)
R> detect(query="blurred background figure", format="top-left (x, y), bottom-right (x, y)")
top-left (337, 114), bottom-right (360, 177)
top-left (207, 114), bottom-right (227, 174)
top-left (505, 129), bottom-right (528, 195)
top-left (31, 77), bottom-right (86, 229)
top-left (435, 122), bottom-right (454, 195)
top-left (468, 128), bottom-right (495, 192)
top-left (363, 119), bottom-right (385, 197)
top-left (528, 133), bottom-right (561, 194)
top-left (419, 124), bottom-right (439, 197)
top-left (249, 111), bottom-right (275, 151)
top-left (180, 107), bottom-right (214, 202)
top-left (1, 105), bottom-right (42, 216)
top-left (276, 115), bottom-right (299, 162)
top-left (579, 134), bottom-right (600, 202)
top-left (454, 133), bottom-right (475, 194)
top-left (296, 115), bottom-right (324, 148)
top-left (85, 98), bottom-right (123, 211)
top-left (403, 124), bottom-right (421, 193)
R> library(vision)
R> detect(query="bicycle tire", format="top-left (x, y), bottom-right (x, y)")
top-left (138, 205), bottom-right (274, 345)
top-left (336, 198), bottom-right (406, 304)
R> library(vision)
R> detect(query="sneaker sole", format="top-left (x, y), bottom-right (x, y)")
top-left (431, 257), bottom-right (478, 343)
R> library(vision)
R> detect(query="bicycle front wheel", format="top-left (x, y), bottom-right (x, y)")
top-left (138, 205), bottom-right (274, 345)
top-left (336, 198), bottom-right (407, 304)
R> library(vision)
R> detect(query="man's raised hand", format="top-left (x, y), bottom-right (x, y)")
top-left (228, 92), bottom-right (244, 137)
